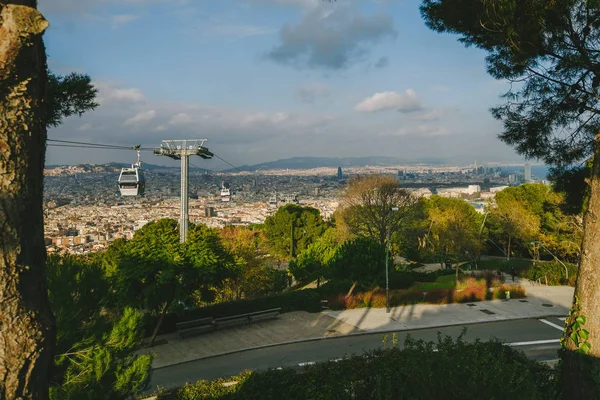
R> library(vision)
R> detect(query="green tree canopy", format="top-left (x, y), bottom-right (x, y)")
top-left (45, 71), bottom-right (99, 128)
top-left (420, 4), bottom-right (600, 388)
top-left (219, 226), bottom-right (285, 300)
top-left (338, 174), bottom-right (417, 245)
top-left (264, 204), bottom-right (327, 258)
top-left (327, 237), bottom-right (388, 284)
top-left (108, 218), bottom-right (236, 345)
top-left (424, 196), bottom-right (485, 264)
top-left (46, 254), bottom-right (151, 400)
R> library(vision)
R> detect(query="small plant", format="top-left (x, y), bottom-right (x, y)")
top-left (561, 296), bottom-right (592, 355)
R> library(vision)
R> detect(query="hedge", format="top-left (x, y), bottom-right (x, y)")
top-left (144, 289), bottom-right (322, 337)
top-left (156, 333), bottom-right (557, 400)
top-left (523, 260), bottom-right (578, 286)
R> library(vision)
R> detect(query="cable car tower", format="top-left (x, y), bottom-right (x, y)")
top-left (154, 139), bottom-right (214, 242)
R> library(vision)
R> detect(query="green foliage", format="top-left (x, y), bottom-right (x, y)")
top-left (161, 334), bottom-right (557, 400)
top-left (218, 226), bottom-right (284, 300)
top-left (46, 255), bottom-right (151, 400)
top-left (550, 159), bottom-right (593, 215)
top-left (421, 0), bottom-right (599, 166)
top-left (327, 237), bottom-right (388, 283)
top-left (110, 219), bottom-right (184, 313)
top-left (421, 195), bottom-right (485, 263)
top-left (523, 260), bottom-right (578, 286)
top-left (394, 197), bottom-right (430, 261)
top-left (487, 188), bottom-right (541, 258)
top-left (45, 71), bottom-right (98, 128)
top-left (288, 235), bottom-right (337, 284)
top-left (50, 308), bottom-right (152, 400)
top-left (264, 204), bottom-right (326, 258)
top-left (338, 174), bottom-right (417, 245)
top-left (106, 219), bottom-right (237, 343)
top-left (562, 296), bottom-right (592, 355)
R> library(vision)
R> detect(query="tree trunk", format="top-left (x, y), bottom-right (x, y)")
top-left (507, 235), bottom-right (511, 261)
top-left (561, 134), bottom-right (600, 398)
top-left (149, 302), bottom-right (170, 347)
top-left (0, 3), bottom-right (54, 399)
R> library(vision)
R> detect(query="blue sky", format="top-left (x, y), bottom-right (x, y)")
top-left (41, 0), bottom-right (525, 169)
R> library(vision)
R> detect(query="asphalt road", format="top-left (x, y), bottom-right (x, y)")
top-left (148, 317), bottom-right (565, 393)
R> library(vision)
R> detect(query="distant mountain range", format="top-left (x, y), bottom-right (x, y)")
top-left (46, 157), bottom-right (545, 175)
top-left (227, 156), bottom-right (453, 172)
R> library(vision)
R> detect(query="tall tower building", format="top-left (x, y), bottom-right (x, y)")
top-left (337, 167), bottom-right (343, 180)
top-left (524, 163), bottom-right (532, 182)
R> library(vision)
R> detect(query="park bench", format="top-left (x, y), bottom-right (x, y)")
top-left (176, 317), bottom-right (215, 339)
top-left (247, 308), bottom-right (281, 323)
top-left (214, 308), bottom-right (282, 330)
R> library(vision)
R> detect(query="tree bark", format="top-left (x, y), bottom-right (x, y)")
top-left (0, 3), bottom-right (54, 399)
top-left (561, 134), bottom-right (600, 398)
top-left (149, 301), bottom-right (170, 347)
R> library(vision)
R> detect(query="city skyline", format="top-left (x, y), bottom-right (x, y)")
top-left (44, 0), bottom-right (529, 169)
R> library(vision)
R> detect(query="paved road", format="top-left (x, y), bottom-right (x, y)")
top-left (148, 317), bottom-right (565, 393)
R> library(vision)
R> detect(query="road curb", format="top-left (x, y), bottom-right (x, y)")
top-left (151, 313), bottom-right (566, 371)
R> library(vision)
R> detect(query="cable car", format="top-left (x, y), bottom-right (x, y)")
top-left (118, 146), bottom-right (145, 196)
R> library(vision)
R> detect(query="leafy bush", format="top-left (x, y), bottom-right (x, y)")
top-left (477, 258), bottom-right (533, 274)
top-left (317, 279), bottom-right (354, 297)
top-left (159, 333), bottom-right (557, 400)
top-left (326, 277), bottom-right (526, 310)
top-left (477, 258), bottom-right (577, 286)
top-left (493, 285), bottom-right (526, 300)
top-left (523, 261), bottom-right (578, 286)
top-left (327, 237), bottom-right (388, 282)
top-left (144, 289), bottom-right (322, 336)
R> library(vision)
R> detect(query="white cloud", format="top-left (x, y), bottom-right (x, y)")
top-left (169, 113), bottom-right (193, 125)
top-left (110, 14), bottom-right (139, 29)
top-left (124, 110), bottom-right (156, 126)
top-left (95, 82), bottom-right (146, 104)
top-left (388, 125), bottom-right (451, 137)
top-left (47, 81), bottom-right (518, 168)
top-left (354, 89), bottom-right (422, 113)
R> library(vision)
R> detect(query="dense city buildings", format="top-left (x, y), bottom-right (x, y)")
top-left (43, 162), bottom-right (548, 254)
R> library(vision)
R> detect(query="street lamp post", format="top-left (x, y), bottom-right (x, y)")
top-left (385, 207), bottom-right (399, 313)
top-left (531, 241), bottom-right (569, 282)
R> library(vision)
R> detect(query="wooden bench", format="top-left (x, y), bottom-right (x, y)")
top-left (214, 308), bottom-right (282, 330)
top-left (176, 317), bottom-right (215, 339)
top-left (214, 315), bottom-right (250, 329)
top-left (247, 308), bottom-right (281, 323)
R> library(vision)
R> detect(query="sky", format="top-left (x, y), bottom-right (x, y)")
top-left (41, 0), bottom-right (527, 170)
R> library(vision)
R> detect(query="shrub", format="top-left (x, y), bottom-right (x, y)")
top-left (453, 277), bottom-right (487, 303)
top-left (523, 261), bottom-right (578, 286)
top-left (493, 285), bottom-right (526, 300)
top-left (160, 333), bottom-right (558, 400)
top-left (144, 289), bottom-right (322, 337)
top-left (317, 278), bottom-right (354, 297)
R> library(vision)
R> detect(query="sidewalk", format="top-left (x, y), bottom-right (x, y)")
top-left (143, 279), bottom-right (574, 369)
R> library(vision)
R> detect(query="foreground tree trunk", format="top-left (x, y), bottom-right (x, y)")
top-left (150, 301), bottom-right (171, 346)
top-left (0, 3), bottom-right (54, 399)
top-left (561, 134), bottom-right (600, 398)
